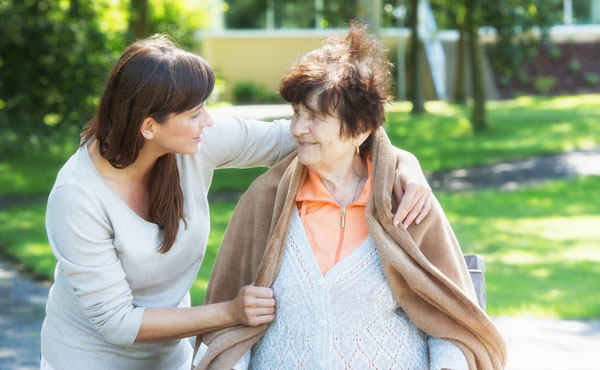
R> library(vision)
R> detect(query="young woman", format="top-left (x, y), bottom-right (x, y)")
top-left (40, 35), bottom-right (433, 370)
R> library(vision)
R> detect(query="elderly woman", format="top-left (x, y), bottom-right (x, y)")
top-left (193, 24), bottom-right (507, 370)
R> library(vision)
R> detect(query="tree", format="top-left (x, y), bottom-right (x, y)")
top-left (356, 0), bottom-right (382, 35)
top-left (0, 0), bottom-right (114, 153)
top-left (409, 0), bottom-right (426, 113)
top-left (453, 21), bottom-right (467, 104)
top-left (481, 0), bottom-right (561, 83)
top-left (466, 0), bottom-right (486, 131)
top-left (129, 0), bottom-right (149, 40)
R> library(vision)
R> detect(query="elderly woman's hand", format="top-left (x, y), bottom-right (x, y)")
top-left (229, 285), bottom-right (276, 327)
top-left (392, 148), bottom-right (433, 228)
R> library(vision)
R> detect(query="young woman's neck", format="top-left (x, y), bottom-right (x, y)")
top-left (89, 140), bottom-right (163, 184)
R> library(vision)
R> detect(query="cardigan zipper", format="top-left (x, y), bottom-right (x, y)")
top-left (335, 207), bottom-right (347, 264)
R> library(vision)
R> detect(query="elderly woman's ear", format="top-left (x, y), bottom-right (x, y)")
top-left (392, 148), bottom-right (433, 228)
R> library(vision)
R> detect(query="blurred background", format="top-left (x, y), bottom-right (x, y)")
top-left (0, 1), bottom-right (599, 369)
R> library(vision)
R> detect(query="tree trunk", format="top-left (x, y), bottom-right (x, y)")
top-left (410, 0), bottom-right (425, 113)
top-left (466, 0), bottom-right (486, 131)
top-left (356, 0), bottom-right (382, 36)
top-left (69, 0), bottom-right (79, 16)
top-left (453, 22), bottom-right (467, 105)
top-left (129, 0), bottom-right (148, 41)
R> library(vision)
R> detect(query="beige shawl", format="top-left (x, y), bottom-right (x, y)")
top-left (193, 129), bottom-right (507, 369)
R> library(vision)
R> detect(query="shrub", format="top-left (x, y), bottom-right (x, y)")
top-left (207, 70), bottom-right (228, 104)
top-left (568, 59), bottom-right (582, 72)
top-left (548, 44), bottom-right (562, 60)
top-left (518, 71), bottom-right (531, 84)
top-left (232, 81), bottom-right (282, 104)
top-left (0, 1), bottom-right (116, 155)
top-left (498, 75), bottom-right (511, 87)
top-left (534, 76), bottom-right (557, 95)
top-left (584, 72), bottom-right (599, 86)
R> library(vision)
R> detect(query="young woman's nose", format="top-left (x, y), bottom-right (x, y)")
top-left (199, 107), bottom-right (214, 128)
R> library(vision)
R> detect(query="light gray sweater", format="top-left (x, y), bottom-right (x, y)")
top-left (196, 211), bottom-right (468, 370)
top-left (41, 116), bottom-right (294, 370)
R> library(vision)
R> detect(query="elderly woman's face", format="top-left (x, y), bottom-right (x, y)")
top-left (290, 94), bottom-right (358, 169)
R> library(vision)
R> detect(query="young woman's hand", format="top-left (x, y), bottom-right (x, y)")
top-left (393, 149), bottom-right (433, 228)
top-left (229, 285), bottom-right (276, 326)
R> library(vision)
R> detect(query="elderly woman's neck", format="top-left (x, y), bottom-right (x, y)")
top-left (308, 155), bottom-right (368, 206)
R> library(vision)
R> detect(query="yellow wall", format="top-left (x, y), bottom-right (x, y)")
top-left (200, 30), bottom-right (408, 100)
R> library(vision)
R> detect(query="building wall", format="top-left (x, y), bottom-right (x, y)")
top-left (200, 26), bottom-right (600, 101)
top-left (200, 29), bottom-right (426, 100)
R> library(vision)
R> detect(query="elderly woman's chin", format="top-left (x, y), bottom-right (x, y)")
top-left (296, 147), bottom-right (322, 167)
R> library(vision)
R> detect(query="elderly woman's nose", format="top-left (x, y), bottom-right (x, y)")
top-left (291, 117), bottom-right (310, 136)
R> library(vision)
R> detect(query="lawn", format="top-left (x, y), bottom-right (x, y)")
top-left (2, 176), bottom-right (598, 318)
top-left (1, 94), bottom-right (599, 196)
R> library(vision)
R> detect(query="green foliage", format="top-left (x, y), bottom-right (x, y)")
top-left (584, 72), bottom-right (600, 86)
top-left (232, 81), bottom-right (282, 104)
top-left (567, 58), bottom-right (582, 72)
top-left (224, 0), bottom-right (267, 29)
top-left (484, 0), bottom-right (562, 78)
top-left (223, 0), bottom-right (355, 29)
top-left (207, 70), bottom-right (228, 105)
top-left (0, 0), bottom-right (116, 155)
top-left (548, 43), bottom-right (562, 60)
top-left (533, 76), bottom-right (557, 95)
top-left (147, 0), bottom-right (210, 51)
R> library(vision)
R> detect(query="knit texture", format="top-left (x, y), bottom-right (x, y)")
top-left (242, 211), bottom-right (467, 370)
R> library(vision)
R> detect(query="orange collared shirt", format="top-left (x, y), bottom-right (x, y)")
top-left (296, 159), bottom-right (373, 275)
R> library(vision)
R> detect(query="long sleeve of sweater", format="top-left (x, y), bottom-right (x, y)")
top-left (45, 184), bottom-right (144, 346)
top-left (202, 115), bottom-right (295, 170)
top-left (429, 336), bottom-right (469, 370)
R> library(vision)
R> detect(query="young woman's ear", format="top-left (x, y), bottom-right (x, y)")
top-left (140, 117), bottom-right (157, 140)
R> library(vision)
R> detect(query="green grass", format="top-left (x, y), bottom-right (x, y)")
top-left (385, 95), bottom-right (600, 172)
top-left (437, 176), bottom-right (600, 318)
top-left (2, 176), bottom-right (599, 318)
top-left (2, 94), bottom-right (599, 196)
top-left (0, 145), bottom-right (78, 197)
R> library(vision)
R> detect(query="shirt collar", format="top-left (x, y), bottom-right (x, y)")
top-left (296, 158), bottom-right (372, 206)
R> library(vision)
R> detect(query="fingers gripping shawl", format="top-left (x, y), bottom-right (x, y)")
top-left (193, 129), bottom-right (507, 370)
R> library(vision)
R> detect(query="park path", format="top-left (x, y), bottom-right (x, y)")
top-left (0, 104), bottom-right (599, 369)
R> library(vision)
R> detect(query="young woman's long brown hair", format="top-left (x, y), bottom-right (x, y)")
top-left (82, 35), bottom-right (215, 253)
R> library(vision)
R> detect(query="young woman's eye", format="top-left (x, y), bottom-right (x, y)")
top-left (293, 108), bottom-right (300, 115)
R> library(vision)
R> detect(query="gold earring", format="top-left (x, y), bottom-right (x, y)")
top-left (356, 145), bottom-right (360, 155)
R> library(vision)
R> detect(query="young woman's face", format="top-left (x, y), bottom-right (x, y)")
top-left (290, 94), bottom-right (357, 170)
top-left (153, 102), bottom-right (213, 155)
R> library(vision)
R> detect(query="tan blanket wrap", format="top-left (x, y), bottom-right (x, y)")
top-left (193, 129), bottom-right (507, 370)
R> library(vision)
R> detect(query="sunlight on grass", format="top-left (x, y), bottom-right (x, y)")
top-left (0, 179), bottom-right (598, 317)
top-left (383, 95), bottom-right (600, 173)
top-left (438, 176), bottom-right (600, 318)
